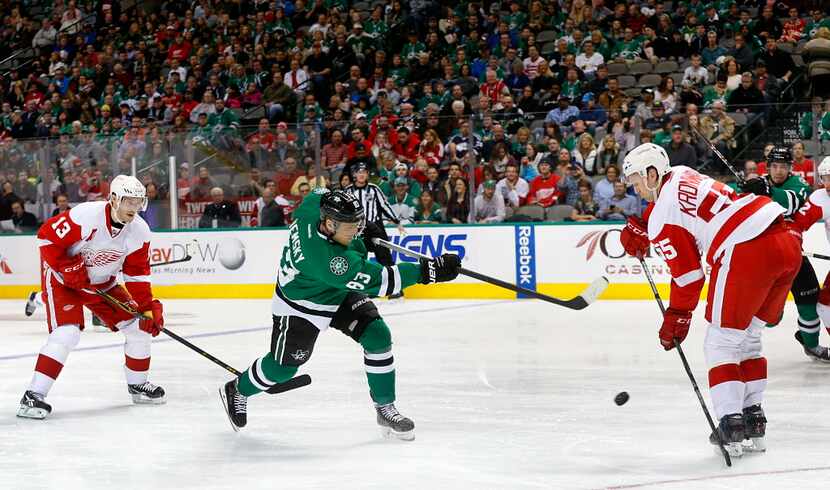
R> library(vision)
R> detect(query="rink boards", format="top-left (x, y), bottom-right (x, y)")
top-left (1, 222), bottom-right (829, 300)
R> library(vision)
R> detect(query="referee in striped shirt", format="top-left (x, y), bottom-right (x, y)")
top-left (346, 161), bottom-right (406, 279)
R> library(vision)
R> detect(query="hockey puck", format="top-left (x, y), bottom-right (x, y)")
top-left (614, 392), bottom-right (629, 406)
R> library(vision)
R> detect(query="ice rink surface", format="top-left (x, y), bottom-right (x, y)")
top-left (1, 297), bottom-right (830, 490)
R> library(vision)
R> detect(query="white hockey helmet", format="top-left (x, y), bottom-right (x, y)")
top-left (622, 142), bottom-right (671, 186)
top-left (110, 174), bottom-right (148, 212)
top-left (818, 156), bottom-right (830, 181)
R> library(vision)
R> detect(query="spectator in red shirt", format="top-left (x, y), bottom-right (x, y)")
top-left (418, 129), bottom-right (444, 166)
top-left (527, 160), bottom-right (561, 207)
top-left (274, 157), bottom-right (304, 196)
top-left (791, 141), bottom-right (815, 186)
top-left (246, 118), bottom-right (276, 152)
top-left (167, 33), bottom-right (192, 62)
top-left (321, 129), bottom-right (348, 175)
top-left (393, 126), bottom-right (420, 164)
top-left (347, 128), bottom-right (372, 160)
top-left (480, 69), bottom-right (509, 102)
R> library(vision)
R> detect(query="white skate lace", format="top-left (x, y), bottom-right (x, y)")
top-left (233, 392), bottom-right (247, 414)
top-left (379, 404), bottom-right (404, 422)
top-left (132, 382), bottom-right (158, 393)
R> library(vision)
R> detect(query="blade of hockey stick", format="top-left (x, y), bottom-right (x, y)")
top-left (266, 374), bottom-right (312, 394)
top-left (93, 289), bottom-right (309, 395)
top-left (372, 237), bottom-right (609, 310)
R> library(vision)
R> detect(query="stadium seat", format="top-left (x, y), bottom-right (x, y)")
top-left (623, 88), bottom-right (642, 98)
top-left (541, 42), bottom-right (557, 57)
top-left (654, 61), bottom-right (678, 74)
top-left (669, 72), bottom-right (684, 86)
top-left (638, 73), bottom-right (662, 88)
top-left (727, 112), bottom-right (747, 127)
top-left (803, 140), bottom-right (820, 157)
top-left (607, 62), bottom-right (628, 76)
top-left (618, 75), bottom-right (636, 89)
top-left (516, 205), bottom-right (546, 221)
top-left (628, 60), bottom-right (653, 75)
top-left (536, 30), bottom-right (558, 44)
top-left (546, 205), bottom-right (574, 221)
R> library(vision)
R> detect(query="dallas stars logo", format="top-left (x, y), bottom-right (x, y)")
top-left (290, 349), bottom-right (310, 361)
top-left (329, 256), bottom-right (349, 276)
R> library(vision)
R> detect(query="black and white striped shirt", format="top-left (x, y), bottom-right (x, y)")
top-left (345, 182), bottom-right (400, 224)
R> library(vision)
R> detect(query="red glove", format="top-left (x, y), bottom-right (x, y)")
top-left (659, 308), bottom-right (693, 351)
top-left (139, 299), bottom-right (164, 337)
top-left (59, 255), bottom-right (91, 290)
top-left (620, 216), bottom-right (650, 259)
top-left (107, 284), bottom-right (140, 313)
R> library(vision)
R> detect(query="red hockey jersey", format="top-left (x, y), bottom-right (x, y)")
top-left (37, 201), bottom-right (154, 308)
top-left (645, 166), bottom-right (784, 311)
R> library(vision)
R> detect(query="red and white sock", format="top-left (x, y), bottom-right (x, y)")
top-left (29, 325), bottom-right (81, 396)
top-left (120, 320), bottom-right (151, 385)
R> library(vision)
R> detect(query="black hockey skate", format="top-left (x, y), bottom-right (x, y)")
top-left (794, 331), bottom-right (830, 363)
top-left (376, 403), bottom-right (415, 441)
top-left (128, 382), bottom-right (166, 404)
top-left (24, 291), bottom-right (38, 317)
top-left (742, 405), bottom-right (767, 452)
top-left (709, 413), bottom-right (745, 458)
top-left (17, 391), bottom-right (52, 419)
top-left (219, 380), bottom-right (247, 431)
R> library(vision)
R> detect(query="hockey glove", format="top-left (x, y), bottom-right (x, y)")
top-left (419, 254), bottom-right (462, 284)
top-left (742, 177), bottom-right (771, 197)
top-left (620, 216), bottom-right (650, 259)
top-left (139, 299), bottom-right (164, 337)
top-left (60, 255), bottom-right (91, 290)
top-left (659, 308), bottom-right (693, 351)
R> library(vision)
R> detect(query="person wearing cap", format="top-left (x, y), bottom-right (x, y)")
top-left (644, 101), bottom-right (669, 131)
top-left (544, 96), bottom-right (579, 127)
top-left (665, 125), bottom-right (698, 167)
top-left (578, 92), bottom-right (607, 129)
top-left (346, 22), bottom-right (373, 58)
top-left (473, 179), bottom-right (506, 223)
top-left (388, 176), bottom-right (418, 224)
top-left (380, 160), bottom-right (422, 199)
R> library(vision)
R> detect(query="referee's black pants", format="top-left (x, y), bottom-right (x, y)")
top-left (363, 220), bottom-right (394, 266)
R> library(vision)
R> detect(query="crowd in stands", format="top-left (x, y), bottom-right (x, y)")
top-left (0, 0), bottom-right (828, 232)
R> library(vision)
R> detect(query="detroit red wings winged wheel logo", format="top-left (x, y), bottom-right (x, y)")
top-left (80, 247), bottom-right (125, 267)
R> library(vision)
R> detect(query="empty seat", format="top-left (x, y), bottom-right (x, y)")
top-left (546, 205), bottom-right (574, 221)
top-left (628, 60), bottom-right (653, 75)
top-left (727, 112), bottom-right (747, 126)
top-left (607, 62), bottom-right (628, 76)
top-left (623, 87), bottom-right (643, 98)
top-left (541, 42), bottom-right (557, 57)
top-left (638, 73), bottom-right (663, 87)
top-left (617, 75), bottom-right (637, 89)
top-left (536, 30), bottom-right (557, 44)
top-left (654, 60), bottom-right (678, 74)
top-left (516, 205), bottom-right (546, 221)
top-left (803, 140), bottom-right (820, 157)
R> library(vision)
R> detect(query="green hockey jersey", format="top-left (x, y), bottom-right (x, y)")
top-left (731, 173), bottom-right (809, 218)
top-left (272, 191), bottom-right (422, 327)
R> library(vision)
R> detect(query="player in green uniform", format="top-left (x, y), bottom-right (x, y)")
top-left (219, 189), bottom-right (461, 439)
top-left (738, 146), bottom-right (828, 360)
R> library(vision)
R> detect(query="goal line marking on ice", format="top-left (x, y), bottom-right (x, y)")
top-left (0, 300), bottom-right (511, 363)
top-left (603, 464), bottom-right (830, 489)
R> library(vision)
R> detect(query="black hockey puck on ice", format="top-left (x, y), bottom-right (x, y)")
top-left (614, 392), bottom-right (629, 406)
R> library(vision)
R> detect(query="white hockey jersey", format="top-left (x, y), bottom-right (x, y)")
top-left (37, 201), bottom-right (153, 307)
top-left (645, 166), bottom-right (784, 310)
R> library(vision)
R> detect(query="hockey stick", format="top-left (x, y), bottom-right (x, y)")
top-left (688, 122), bottom-right (745, 186)
top-left (150, 254), bottom-right (193, 267)
top-left (803, 251), bottom-right (830, 261)
top-left (373, 238), bottom-right (609, 310)
top-left (638, 257), bottom-right (732, 467)
top-left (93, 289), bottom-right (311, 395)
